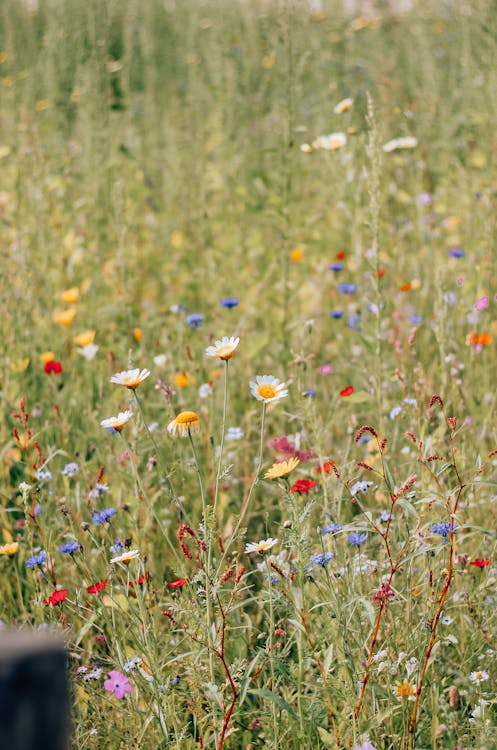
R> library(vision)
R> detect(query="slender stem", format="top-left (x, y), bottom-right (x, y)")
top-left (188, 429), bottom-right (217, 707)
top-left (213, 360), bottom-right (229, 518)
top-left (132, 393), bottom-right (179, 507)
top-left (216, 402), bottom-right (266, 576)
top-left (267, 560), bottom-right (279, 750)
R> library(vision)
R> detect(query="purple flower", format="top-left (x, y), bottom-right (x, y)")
top-left (25, 551), bottom-right (47, 568)
top-left (330, 310), bottom-right (343, 319)
top-left (220, 297), bottom-right (238, 308)
top-left (61, 462), bottom-right (79, 478)
top-left (328, 263), bottom-right (344, 272)
top-left (409, 314), bottom-right (423, 324)
top-left (310, 552), bottom-right (334, 567)
top-left (322, 522), bottom-right (342, 535)
top-left (449, 247), bottom-right (465, 258)
top-left (431, 522), bottom-right (453, 538)
top-left (104, 670), bottom-right (132, 699)
top-left (354, 743), bottom-right (377, 750)
top-left (474, 296), bottom-right (489, 312)
top-left (186, 313), bottom-right (204, 329)
top-left (348, 532), bottom-right (368, 547)
top-left (303, 388), bottom-right (317, 398)
top-left (319, 364), bottom-right (333, 375)
top-left (60, 541), bottom-right (81, 555)
top-left (92, 507), bottom-right (116, 526)
top-left (338, 282), bottom-right (356, 295)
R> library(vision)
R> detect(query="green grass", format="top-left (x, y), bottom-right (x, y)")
top-left (1, 1), bottom-right (497, 748)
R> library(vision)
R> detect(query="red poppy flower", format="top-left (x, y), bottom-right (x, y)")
top-left (87, 579), bottom-right (108, 594)
top-left (44, 589), bottom-right (68, 606)
top-left (316, 461), bottom-right (334, 474)
top-left (399, 282), bottom-right (412, 292)
top-left (128, 572), bottom-right (149, 587)
top-left (470, 558), bottom-right (490, 568)
top-left (167, 577), bottom-right (187, 589)
top-left (336, 251), bottom-right (346, 260)
top-left (340, 386), bottom-right (354, 397)
top-left (292, 479), bottom-right (317, 493)
top-left (44, 360), bottom-right (63, 374)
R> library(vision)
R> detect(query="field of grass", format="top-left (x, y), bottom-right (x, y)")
top-left (2, 0), bottom-right (497, 747)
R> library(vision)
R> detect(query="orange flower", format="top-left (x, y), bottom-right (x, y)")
top-left (61, 287), bottom-right (79, 304)
top-left (478, 333), bottom-right (492, 346)
top-left (53, 309), bottom-right (76, 326)
top-left (399, 282), bottom-right (412, 292)
top-left (74, 330), bottom-right (95, 347)
top-left (133, 327), bottom-right (143, 341)
top-left (396, 681), bottom-right (416, 699)
top-left (175, 372), bottom-right (191, 388)
top-left (291, 248), bottom-right (303, 262)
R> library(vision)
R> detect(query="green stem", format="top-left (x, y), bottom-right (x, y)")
top-left (213, 360), bottom-right (229, 518)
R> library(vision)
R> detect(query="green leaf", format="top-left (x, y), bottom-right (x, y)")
top-left (248, 688), bottom-right (297, 718)
top-left (317, 726), bottom-right (336, 747)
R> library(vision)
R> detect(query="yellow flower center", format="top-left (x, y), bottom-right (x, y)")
top-left (258, 384), bottom-right (277, 400)
top-left (396, 682), bottom-right (415, 697)
top-left (175, 411), bottom-right (200, 426)
top-left (217, 345), bottom-right (234, 360)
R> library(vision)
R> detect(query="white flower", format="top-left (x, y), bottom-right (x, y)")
top-left (100, 410), bottom-right (133, 432)
top-left (300, 143), bottom-right (313, 153)
top-left (198, 383), bottom-right (212, 399)
top-left (249, 375), bottom-right (288, 404)
top-left (312, 132), bottom-right (347, 150)
top-left (18, 482), bottom-right (32, 493)
top-left (110, 368), bottom-right (151, 389)
top-left (77, 343), bottom-right (99, 361)
top-left (382, 136), bottom-right (418, 153)
top-left (110, 549), bottom-right (140, 564)
top-left (334, 97), bottom-right (353, 114)
top-left (205, 336), bottom-right (240, 361)
top-left (245, 538), bottom-right (278, 555)
top-left (226, 427), bottom-right (244, 441)
top-left (153, 354), bottom-right (167, 367)
top-left (470, 670), bottom-right (489, 684)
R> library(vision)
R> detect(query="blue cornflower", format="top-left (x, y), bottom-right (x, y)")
top-left (328, 263), bottom-right (344, 272)
top-left (322, 522), bottom-right (342, 535)
top-left (34, 504), bottom-right (45, 516)
top-left (431, 522), bottom-right (453, 538)
top-left (377, 510), bottom-right (393, 522)
top-left (338, 283), bottom-right (356, 295)
top-left (60, 541), bottom-right (81, 555)
top-left (348, 314), bottom-right (361, 330)
top-left (350, 481), bottom-right (373, 495)
top-left (330, 310), bottom-right (343, 319)
top-left (303, 388), bottom-right (317, 397)
top-left (61, 462), bottom-right (79, 478)
top-left (449, 247), bottom-right (465, 258)
top-left (310, 552), bottom-right (334, 567)
top-left (92, 507), bottom-right (116, 526)
top-left (348, 532), bottom-right (368, 547)
top-left (409, 314), bottom-right (423, 324)
top-left (220, 297), bottom-right (238, 308)
top-left (25, 551), bottom-right (47, 568)
top-left (186, 313), bottom-right (204, 329)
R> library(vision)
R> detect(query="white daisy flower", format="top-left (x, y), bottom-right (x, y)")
top-left (110, 368), bottom-right (151, 389)
top-left (245, 538), bottom-right (279, 555)
top-left (205, 336), bottom-right (240, 361)
top-left (100, 410), bottom-right (133, 432)
top-left (249, 375), bottom-right (288, 404)
top-left (312, 132), bottom-right (347, 150)
top-left (382, 136), bottom-right (418, 153)
top-left (167, 411), bottom-right (200, 437)
top-left (334, 97), bottom-right (353, 114)
top-left (470, 670), bottom-right (489, 684)
top-left (110, 549), bottom-right (140, 564)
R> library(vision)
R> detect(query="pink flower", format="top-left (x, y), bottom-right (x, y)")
top-left (474, 296), bottom-right (489, 312)
top-left (319, 364), bottom-right (334, 375)
top-left (104, 670), bottom-right (132, 699)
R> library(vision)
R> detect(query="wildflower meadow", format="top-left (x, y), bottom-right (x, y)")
top-left (2, 0), bottom-right (497, 747)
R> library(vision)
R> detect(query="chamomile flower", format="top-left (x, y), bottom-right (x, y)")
top-left (382, 136), bottom-right (418, 153)
top-left (470, 670), bottom-right (489, 684)
top-left (312, 132), bottom-right (347, 150)
top-left (100, 410), bottom-right (133, 432)
top-left (334, 97), bottom-right (353, 113)
top-left (264, 457), bottom-right (300, 479)
top-left (167, 411), bottom-right (200, 437)
top-left (110, 549), bottom-right (140, 564)
top-left (245, 538), bottom-right (278, 555)
top-left (110, 368), bottom-right (151, 389)
top-left (250, 375), bottom-right (288, 404)
top-left (205, 336), bottom-right (240, 361)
